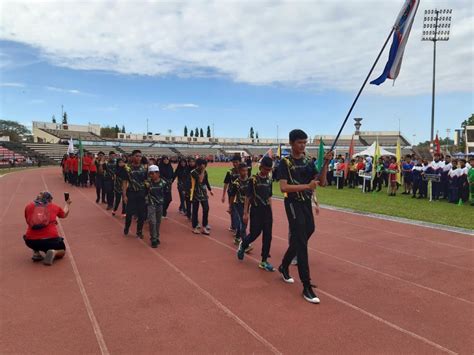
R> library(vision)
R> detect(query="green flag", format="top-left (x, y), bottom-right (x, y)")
top-left (78, 139), bottom-right (83, 176)
top-left (317, 138), bottom-right (325, 172)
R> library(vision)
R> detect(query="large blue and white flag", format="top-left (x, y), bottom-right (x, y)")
top-left (371, 0), bottom-right (420, 86)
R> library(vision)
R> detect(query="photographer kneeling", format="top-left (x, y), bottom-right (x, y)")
top-left (23, 192), bottom-right (72, 266)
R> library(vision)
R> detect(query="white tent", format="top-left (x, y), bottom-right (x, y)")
top-left (353, 142), bottom-right (395, 158)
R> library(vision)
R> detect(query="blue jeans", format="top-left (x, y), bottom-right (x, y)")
top-left (232, 203), bottom-right (246, 239)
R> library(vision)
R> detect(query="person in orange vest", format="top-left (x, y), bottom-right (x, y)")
top-left (88, 152), bottom-right (97, 187)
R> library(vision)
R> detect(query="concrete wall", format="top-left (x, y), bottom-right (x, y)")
top-left (33, 127), bottom-right (60, 143)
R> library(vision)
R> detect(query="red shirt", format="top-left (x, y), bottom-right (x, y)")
top-left (89, 159), bottom-right (97, 172)
top-left (389, 163), bottom-right (399, 181)
top-left (356, 162), bottom-right (365, 171)
top-left (65, 158), bottom-right (73, 172)
top-left (71, 158), bottom-right (79, 172)
top-left (83, 156), bottom-right (92, 171)
top-left (24, 203), bottom-right (65, 240)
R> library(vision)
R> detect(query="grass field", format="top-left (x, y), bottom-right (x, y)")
top-left (207, 165), bottom-right (474, 230)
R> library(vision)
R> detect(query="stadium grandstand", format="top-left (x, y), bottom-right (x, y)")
top-left (3, 119), bottom-right (418, 164)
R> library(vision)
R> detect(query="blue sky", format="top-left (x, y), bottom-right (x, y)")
top-left (1, 1), bottom-right (472, 143)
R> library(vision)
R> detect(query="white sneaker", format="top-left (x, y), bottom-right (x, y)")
top-left (193, 227), bottom-right (201, 234)
top-left (202, 227), bottom-right (210, 235)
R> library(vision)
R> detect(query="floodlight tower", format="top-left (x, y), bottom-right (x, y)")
top-left (422, 8), bottom-right (452, 152)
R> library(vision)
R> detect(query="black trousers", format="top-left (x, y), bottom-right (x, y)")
top-left (192, 199), bottom-right (209, 228)
top-left (80, 171), bottom-right (89, 187)
top-left (95, 175), bottom-right (105, 202)
top-left (125, 191), bottom-right (146, 233)
top-left (432, 181), bottom-right (441, 200)
top-left (178, 187), bottom-right (186, 212)
top-left (163, 190), bottom-right (172, 217)
top-left (373, 175), bottom-right (383, 191)
top-left (241, 205), bottom-right (272, 260)
top-left (89, 171), bottom-right (96, 186)
top-left (185, 192), bottom-right (192, 219)
top-left (103, 179), bottom-right (115, 208)
top-left (281, 199), bottom-right (315, 286)
top-left (412, 178), bottom-right (421, 196)
top-left (113, 191), bottom-right (127, 214)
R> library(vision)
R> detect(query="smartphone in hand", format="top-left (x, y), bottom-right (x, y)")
top-left (64, 192), bottom-right (70, 202)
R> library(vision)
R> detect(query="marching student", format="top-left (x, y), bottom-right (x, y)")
top-left (387, 157), bottom-right (399, 196)
top-left (81, 152), bottom-right (91, 187)
top-left (159, 156), bottom-right (174, 218)
top-left (145, 165), bottom-right (168, 248)
top-left (121, 150), bottom-right (148, 238)
top-left (102, 151), bottom-right (117, 210)
top-left (174, 158), bottom-right (189, 215)
top-left (70, 153), bottom-right (79, 186)
top-left (112, 158), bottom-right (127, 216)
top-left (190, 159), bottom-right (214, 235)
top-left (184, 158), bottom-right (196, 220)
top-left (95, 151), bottom-right (106, 203)
top-left (228, 163), bottom-right (250, 245)
top-left (222, 155), bottom-right (241, 233)
top-left (277, 129), bottom-right (330, 304)
top-left (237, 156), bottom-right (274, 271)
top-left (88, 152), bottom-right (97, 187)
top-left (60, 154), bottom-right (68, 183)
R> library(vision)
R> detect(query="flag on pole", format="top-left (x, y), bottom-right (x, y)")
top-left (344, 135), bottom-right (355, 178)
top-left (396, 138), bottom-right (401, 184)
top-left (78, 139), bottom-right (83, 176)
top-left (276, 144), bottom-right (282, 158)
top-left (370, 0), bottom-right (420, 86)
top-left (264, 147), bottom-right (273, 158)
top-left (67, 137), bottom-right (75, 154)
top-left (317, 138), bottom-right (325, 172)
top-left (434, 133), bottom-right (441, 154)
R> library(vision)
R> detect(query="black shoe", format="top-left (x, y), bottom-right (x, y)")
top-left (151, 241), bottom-right (158, 248)
top-left (278, 265), bottom-right (294, 284)
top-left (106, 206), bottom-right (112, 210)
top-left (124, 227), bottom-right (129, 236)
top-left (302, 284), bottom-right (320, 304)
top-left (137, 231), bottom-right (144, 239)
top-left (96, 198), bottom-right (100, 203)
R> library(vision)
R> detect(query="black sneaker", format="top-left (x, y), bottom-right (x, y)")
top-left (151, 241), bottom-right (158, 248)
top-left (278, 265), bottom-right (294, 284)
top-left (96, 198), bottom-right (100, 203)
top-left (137, 231), bottom-right (144, 239)
top-left (302, 285), bottom-right (320, 304)
top-left (124, 227), bottom-right (129, 236)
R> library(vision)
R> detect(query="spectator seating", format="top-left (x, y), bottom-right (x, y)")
top-left (24, 143), bottom-right (69, 163)
top-left (0, 145), bottom-right (26, 166)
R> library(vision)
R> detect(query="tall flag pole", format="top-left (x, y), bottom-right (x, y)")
top-left (372, 137), bottom-right (381, 181)
top-left (329, 0), bottom-right (419, 153)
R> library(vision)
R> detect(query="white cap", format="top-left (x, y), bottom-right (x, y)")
top-left (148, 165), bottom-right (159, 172)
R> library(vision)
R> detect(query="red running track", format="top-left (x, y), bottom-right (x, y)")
top-left (1, 168), bottom-right (473, 354)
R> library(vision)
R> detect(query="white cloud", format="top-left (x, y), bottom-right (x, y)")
top-left (0, 1), bottom-right (472, 96)
top-left (45, 86), bottom-right (85, 95)
top-left (162, 103), bottom-right (199, 110)
top-left (0, 82), bottom-right (25, 88)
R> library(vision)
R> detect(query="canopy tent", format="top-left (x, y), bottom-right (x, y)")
top-left (353, 142), bottom-right (395, 158)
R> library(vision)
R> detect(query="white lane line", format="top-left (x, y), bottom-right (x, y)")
top-left (41, 173), bottom-right (110, 355)
top-left (210, 211), bottom-right (474, 306)
top-left (166, 216), bottom-right (458, 355)
top-left (0, 175), bottom-right (25, 224)
top-left (74, 186), bottom-right (282, 355)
